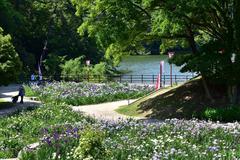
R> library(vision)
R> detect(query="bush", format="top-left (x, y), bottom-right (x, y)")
top-left (202, 106), bottom-right (240, 122)
top-left (61, 56), bottom-right (84, 80)
top-left (60, 56), bottom-right (109, 82)
top-left (74, 128), bottom-right (106, 159)
top-left (43, 53), bottom-right (66, 77)
top-left (0, 27), bottom-right (22, 85)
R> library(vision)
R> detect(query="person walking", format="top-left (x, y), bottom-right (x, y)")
top-left (18, 85), bottom-right (25, 104)
top-left (31, 73), bottom-right (35, 81)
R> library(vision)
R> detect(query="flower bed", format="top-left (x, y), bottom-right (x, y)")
top-left (26, 82), bottom-right (154, 105)
top-left (0, 103), bottom-right (94, 159)
top-left (21, 119), bottom-right (240, 160)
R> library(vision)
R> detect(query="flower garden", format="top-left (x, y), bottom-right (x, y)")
top-left (25, 82), bottom-right (155, 105)
top-left (1, 82), bottom-right (240, 159)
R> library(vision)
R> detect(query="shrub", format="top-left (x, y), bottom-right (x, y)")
top-left (0, 27), bottom-right (22, 85)
top-left (202, 106), bottom-right (240, 122)
top-left (61, 56), bottom-right (84, 80)
top-left (74, 128), bottom-right (106, 159)
top-left (43, 53), bottom-right (66, 77)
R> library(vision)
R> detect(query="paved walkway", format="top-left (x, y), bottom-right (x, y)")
top-left (72, 99), bottom-right (139, 121)
top-left (0, 84), bottom-right (40, 117)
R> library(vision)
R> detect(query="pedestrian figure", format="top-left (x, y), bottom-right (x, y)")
top-left (39, 74), bottom-right (43, 81)
top-left (37, 74), bottom-right (43, 85)
top-left (31, 73), bottom-right (35, 81)
top-left (18, 85), bottom-right (25, 104)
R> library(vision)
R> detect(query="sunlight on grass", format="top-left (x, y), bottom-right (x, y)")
top-left (116, 85), bottom-right (179, 117)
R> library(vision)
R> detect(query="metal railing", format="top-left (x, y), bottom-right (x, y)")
top-left (31, 74), bottom-right (195, 87)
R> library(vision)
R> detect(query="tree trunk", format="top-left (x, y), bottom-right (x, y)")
top-left (228, 85), bottom-right (238, 104)
top-left (186, 26), bottom-right (198, 54)
top-left (234, 0), bottom-right (240, 52)
top-left (185, 25), bottom-right (214, 103)
top-left (202, 76), bottom-right (214, 103)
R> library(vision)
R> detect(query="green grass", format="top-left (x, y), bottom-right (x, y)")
top-left (0, 99), bottom-right (14, 110)
top-left (117, 77), bottom-right (240, 121)
top-left (116, 85), bottom-right (179, 118)
top-left (24, 85), bottom-right (37, 97)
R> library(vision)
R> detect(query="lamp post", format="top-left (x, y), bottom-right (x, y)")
top-left (160, 61), bottom-right (164, 88)
top-left (168, 52), bottom-right (175, 87)
top-left (231, 53), bottom-right (236, 63)
top-left (86, 60), bottom-right (90, 82)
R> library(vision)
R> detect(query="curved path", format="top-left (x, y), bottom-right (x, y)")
top-left (72, 100), bottom-right (139, 121)
top-left (0, 84), bottom-right (40, 117)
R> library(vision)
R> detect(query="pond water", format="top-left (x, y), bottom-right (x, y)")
top-left (117, 55), bottom-right (191, 76)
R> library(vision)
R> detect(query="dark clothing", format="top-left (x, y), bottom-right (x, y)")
top-left (12, 95), bottom-right (19, 103)
top-left (19, 87), bottom-right (25, 96)
top-left (20, 96), bottom-right (23, 103)
top-left (18, 86), bottom-right (25, 103)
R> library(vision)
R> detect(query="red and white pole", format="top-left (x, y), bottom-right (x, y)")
top-left (168, 52), bottom-right (175, 87)
top-left (160, 61), bottom-right (164, 88)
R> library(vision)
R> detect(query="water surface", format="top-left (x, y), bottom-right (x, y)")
top-left (118, 55), bottom-right (188, 75)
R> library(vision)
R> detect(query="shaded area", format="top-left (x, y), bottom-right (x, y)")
top-left (137, 79), bottom-right (229, 119)
top-left (0, 101), bottom-right (15, 110)
top-left (0, 84), bottom-right (40, 117)
top-left (0, 84), bottom-right (21, 99)
top-left (0, 101), bottom-right (40, 117)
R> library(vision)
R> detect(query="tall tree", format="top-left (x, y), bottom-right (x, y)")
top-left (72, 0), bottom-right (240, 103)
top-left (0, 0), bottom-right (103, 74)
top-left (0, 27), bottom-right (22, 85)
top-left (71, 0), bottom-right (151, 65)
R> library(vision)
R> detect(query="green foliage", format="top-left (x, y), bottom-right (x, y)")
top-left (0, 27), bottom-right (22, 85)
top-left (202, 106), bottom-right (240, 122)
top-left (72, 0), bottom-right (240, 88)
top-left (72, 0), bottom-right (150, 65)
top-left (61, 56), bottom-right (84, 79)
top-left (0, 103), bottom-right (90, 158)
top-left (74, 128), bottom-right (106, 159)
top-left (43, 54), bottom-right (66, 76)
top-left (60, 56), bottom-right (109, 81)
top-left (0, 0), bottom-right (102, 74)
top-left (92, 62), bottom-right (107, 80)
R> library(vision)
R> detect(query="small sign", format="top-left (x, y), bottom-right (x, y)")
top-left (168, 52), bottom-right (175, 58)
top-left (86, 60), bottom-right (91, 66)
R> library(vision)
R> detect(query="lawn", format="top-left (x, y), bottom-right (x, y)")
top-left (116, 78), bottom-right (240, 122)
top-left (116, 85), bottom-right (181, 118)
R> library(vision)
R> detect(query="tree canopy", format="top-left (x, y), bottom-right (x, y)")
top-left (0, 27), bottom-right (22, 85)
top-left (0, 0), bottom-right (103, 74)
top-left (72, 0), bottom-right (240, 103)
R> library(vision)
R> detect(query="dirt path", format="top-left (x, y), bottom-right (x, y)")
top-left (0, 84), bottom-right (40, 117)
top-left (72, 100), bottom-right (140, 121)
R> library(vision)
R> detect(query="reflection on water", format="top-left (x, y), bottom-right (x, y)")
top-left (117, 55), bottom-right (189, 75)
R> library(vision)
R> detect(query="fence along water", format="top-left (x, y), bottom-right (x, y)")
top-left (31, 74), bottom-right (195, 87)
